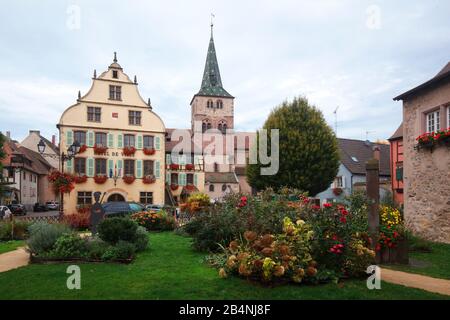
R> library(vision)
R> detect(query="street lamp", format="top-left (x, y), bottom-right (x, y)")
top-left (37, 138), bottom-right (80, 218)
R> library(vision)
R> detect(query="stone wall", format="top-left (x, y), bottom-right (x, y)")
top-left (402, 81), bottom-right (450, 243)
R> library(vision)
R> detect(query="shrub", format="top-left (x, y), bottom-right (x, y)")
top-left (101, 241), bottom-right (135, 261)
top-left (134, 226), bottom-right (149, 252)
top-left (97, 217), bottom-right (138, 245)
top-left (131, 210), bottom-right (176, 231)
top-left (51, 233), bottom-right (88, 258)
top-left (182, 193), bottom-right (211, 214)
top-left (87, 237), bottom-right (110, 260)
top-left (27, 222), bottom-right (71, 256)
top-left (63, 213), bottom-right (90, 230)
top-left (0, 220), bottom-right (31, 240)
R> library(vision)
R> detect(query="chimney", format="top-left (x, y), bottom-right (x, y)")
top-left (52, 135), bottom-right (56, 145)
top-left (373, 146), bottom-right (380, 161)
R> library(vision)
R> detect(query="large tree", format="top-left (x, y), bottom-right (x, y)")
top-left (246, 97), bottom-right (339, 196)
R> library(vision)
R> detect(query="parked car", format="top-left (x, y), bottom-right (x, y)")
top-left (0, 206), bottom-right (12, 220)
top-left (102, 201), bottom-right (144, 217)
top-left (144, 204), bottom-right (164, 212)
top-left (33, 203), bottom-right (48, 212)
top-left (7, 204), bottom-right (27, 216)
top-left (46, 201), bottom-right (59, 210)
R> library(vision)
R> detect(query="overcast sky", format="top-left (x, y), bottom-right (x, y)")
top-left (1, 0), bottom-right (449, 143)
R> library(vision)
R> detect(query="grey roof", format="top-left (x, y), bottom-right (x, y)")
top-left (394, 61), bottom-right (450, 101)
top-left (388, 123), bottom-right (403, 141)
top-left (338, 138), bottom-right (390, 176)
top-left (205, 172), bottom-right (239, 184)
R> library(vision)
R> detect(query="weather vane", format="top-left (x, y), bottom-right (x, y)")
top-left (210, 13), bottom-right (215, 35)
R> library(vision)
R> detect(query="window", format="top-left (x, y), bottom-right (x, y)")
top-left (109, 85), bottom-right (122, 100)
top-left (124, 134), bottom-right (135, 147)
top-left (124, 159), bottom-right (135, 176)
top-left (396, 164), bottom-right (403, 181)
top-left (95, 132), bottom-right (107, 146)
top-left (129, 110), bottom-right (141, 125)
top-left (143, 160), bottom-right (154, 176)
top-left (217, 100), bottom-right (223, 109)
top-left (143, 135), bottom-right (154, 149)
top-left (112, 70), bottom-right (118, 79)
top-left (335, 176), bottom-right (343, 188)
top-left (222, 184), bottom-right (227, 192)
top-left (140, 192), bottom-right (153, 204)
top-left (95, 159), bottom-right (107, 175)
top-left (218, 121), bottom-right (227, 134)
top-left (171, 173), bottom-right (178, 184)
top-left (202, 121), bottom-right (212, 133)
top-left (77, 192), bottom-right (92, 205)
top-left (209, 184), bottom-right (214, 192)
top-left (426, 110), bottom-right (440, 133)
top-left (207, 100), bottom-right (213, 108)
top-left (447, 106), bottom-right (450, 128)
top-left (187, 173), bottom-right (194, 185)
top-left (87, 107), bottom-right (101, 122)
top-left (74, 131), bottom-right (86, 145)
top-left (351, 156), bottom-right (358, 162)
top-left (214, 162), bottom-right (219, 172)
top-left (74, 158), bottom-right (86, 175)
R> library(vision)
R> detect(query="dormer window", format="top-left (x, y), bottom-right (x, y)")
top-left (109, 85), bottom-right (121, 100)
top-left (112, 70), bottom-right (118, 79)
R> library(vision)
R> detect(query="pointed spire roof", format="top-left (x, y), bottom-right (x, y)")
top-left (196, 25), bottom-right (233, 98)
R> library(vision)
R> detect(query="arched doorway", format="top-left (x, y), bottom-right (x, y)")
top-left (107, 193), bottom-right (125, 202)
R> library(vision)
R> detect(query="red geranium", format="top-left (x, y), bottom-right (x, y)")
top-left (123, 146), bottom-right (136, 156)
top-left (143, 148), bottom-right (156, 155)
top-left (78, 144), bottom-right (87, 154)
top-left (237, 196), bottom-right (247, 208)
top-left (94, 175), bottom-right (107, 184)
top-left (143, 175), bottom-right (156, 184)
top-left (123, 175), bottom-right (136, 184)
top-left (169, 163), bottom-right (179, 170)
top-left (323, 203), bottom-right (332, 208)
top-left (185, 164), bottom-right (195, 171)
top-left (73, 175), bottom-right (87, 184)
top-left (170, 183), bottom-right (179, 191)
top-left (48, 171), bottom-right (74, 193)
top-left (93, 144), bottom-right (108, 154)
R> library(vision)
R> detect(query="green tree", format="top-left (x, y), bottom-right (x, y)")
top-left (246, 97), bottom-right (339, 196)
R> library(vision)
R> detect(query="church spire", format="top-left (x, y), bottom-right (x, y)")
top-left (196, 20), bottom-right (232, 98)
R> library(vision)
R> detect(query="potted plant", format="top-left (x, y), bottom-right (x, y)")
top-left (143, 147), bottom-right (156, 155)
top-left (170, 183), bottom-right (179, 191)
top-left (185, 164), bottom-right (195, 171)
top-left (143, 175), bottom-right (156, 184)
top-left (93, 144), bottom-right (108, 154)
top-left (123, 146), bottom-right (136, 156)
top-left (94, 175), bottom-right (107, 184)
top-left (169, 163), bottom-right (179, 170)
top-left (123, 175), bottom-right (136, 184)
top-left (73, 175), bottom-right (88, 184)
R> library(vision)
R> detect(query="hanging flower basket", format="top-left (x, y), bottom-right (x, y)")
top-left (170, 183), bottom-right (179, 191)
top-left (94, 175), bottom-right (108, 184)
top-left (169, 163), bottom-right (179, 170)
top-left (78, 144), bottom-right (87, 154)
top-left (123, 175), bottom-right (136, 184)
top-left (123, 146), bottom-right (136, 156)
top-left (143, 148), bottom-right (156, 155)
top-left (143, 175), bottom-right (156, 184)
top-left (332, 187), bottom-right (343, 196)
top-left (185, 164), bottom-right (195, 171)
top-left (73, 175), bottom-right (88, 184)
top-left (93, 144), bottom-right (108, 155)
top-left (48, 171), bottom-right (74, 194)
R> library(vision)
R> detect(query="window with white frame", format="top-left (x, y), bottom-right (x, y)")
top-left (447, 106), bottom-right (450, 128)
top-left (426, 110), bottom-right (440, 133)
top-left (334, 176), bottom-right (343, 188)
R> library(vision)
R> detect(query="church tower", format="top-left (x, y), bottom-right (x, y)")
top-left (191, 23), bottom-right (234, 133)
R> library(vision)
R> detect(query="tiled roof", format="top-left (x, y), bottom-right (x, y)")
top-left (2, 140), bottom-right (52, 175)
top-left (338, 138), bottom-right (390, 176)
top-left (234, 166), bottom-right (246, 175)
top-left (388, 123), bottom-right (403, 141)
top-left (205, 172), bottom-right (239, 184)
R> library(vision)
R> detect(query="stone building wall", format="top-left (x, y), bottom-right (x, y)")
top-left (402, 81), bottom-right (450, 243)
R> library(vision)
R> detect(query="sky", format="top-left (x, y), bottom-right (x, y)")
top-left (1, 0), bottom-right (449, 143)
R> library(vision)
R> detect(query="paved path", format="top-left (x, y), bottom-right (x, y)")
top-left (381, 268), bottom-right (450, 296)
top-left (0, 247), bottom-right (29, 273)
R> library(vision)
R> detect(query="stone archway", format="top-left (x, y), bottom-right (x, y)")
top-left (107, 193), bottom-right (125, 202)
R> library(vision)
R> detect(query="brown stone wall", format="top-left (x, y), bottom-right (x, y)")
top-left (402, 81), bottom-right (450, 243)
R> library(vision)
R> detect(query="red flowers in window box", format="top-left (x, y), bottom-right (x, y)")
top-left (143, 148), bottom-right (156, 155)
top-left (169, 163), bottom-right (179, 170)
top-left (143, 175), bottom-right (156, 184)
top-left (93, 144), bottom-right (107, 154)
top-left (73, 175), bottom-right (88, 184)
top-left (94, 175), bottom-right (107, 184)
top-left (186, 184), bottom-right (196, 191)
top-left (78, 144), bottom-right (87, 154)
top-left (123, 175), bottom-right (136, 184)
top-left (416, 128), bottom-right (450, 149)
top-left (185, 164), bottom-right (195, 171)
top-left (170, 183), bottom-right (179, 191)
top-left (123, 146), bottom-right (136, 156)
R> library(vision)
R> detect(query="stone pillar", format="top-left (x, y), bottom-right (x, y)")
top-left (366, 148), bottom-right (380, 263)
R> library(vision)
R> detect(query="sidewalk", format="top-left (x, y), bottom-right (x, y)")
top-left (0, 247), bottom-right (29, 273)
top-left (381, 267), bottom-right (450, 296)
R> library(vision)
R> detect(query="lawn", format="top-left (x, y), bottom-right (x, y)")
top-left (0, 232), bottom-right (447, 300)
top-left (383, 241), bottom-right (450, 280)
top-left (0, 240), bottom-right (25, 254)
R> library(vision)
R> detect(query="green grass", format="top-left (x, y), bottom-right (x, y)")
top-left (383, 241), bottom-right (450, 280)
top-left (0, 240), bottom-right (25, 254)
top-left (0, 232), bottom-right (447, 300)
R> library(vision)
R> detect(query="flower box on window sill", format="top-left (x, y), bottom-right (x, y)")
top-left (170, 183), bottom-right (179, 191)
top-left (169, 164), bottom-right (180, 170)
top-left (74, 175), bottom-right (88, 184)
top-left (415, 128), bottom-right (450, 151)
top-left (94, 175), bottom-right (108, 184)
top-left (143, 175), bottom-right (156, 184)
top-left (93, 144), bottom-right (108, 155)
top-left (123, 175), bottom-right (136, 184)
top-left (186, 184), bottom-right (196, 191)
top-left (78, 144), bottom-right (87, 154)
top-left (332, 187), bottom-right (343, 196)
top-left (123, 146), bottom-right (136, 156)
top-left (185, 164), bottom-right (195, 171)
top-left (143, 148), bottom-right (156, 156)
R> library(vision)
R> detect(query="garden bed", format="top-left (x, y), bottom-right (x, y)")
top-left (29, 254), bottom-right (133, 264)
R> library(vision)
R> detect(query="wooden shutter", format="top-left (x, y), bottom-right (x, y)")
top-left (87, 158), bottom-right (94, 177)
top-left (66, 130), bottom-right (73, 146)
top-left (117, 134), bottom-right (123, 148)
top-left (137, 135), bottom-right (143, 149)
top-left (107, 133), bottom-right (114, 148)
top-left (155, 136), bottom-right (161, 150)
top-left (165, 172), bottom-right (170, 184)
top-left (136, 160), bottom-right (143, 178)
top-left (155, 160), bottom-right (160, 179)
top-left (66, 158), bottom-right (73, 173)
top-left (108, 159), bottom-right (114, 178)
top-left (87, 131), bottom-right (94, 147)
top-left (193, 173), bottom-right (198, 186)
top-left (117, 159), bottom-right (123, 177)
top-left (166, 153), bottom-right (171, 165)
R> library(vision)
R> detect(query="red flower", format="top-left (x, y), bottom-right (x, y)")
top-left (143, 148), bottom-right (156, 155)
top-left (302, 198), bottom-right (310, 204)
top-left (123, 176), bottom-right (136, 184)
top-left (340, 216), bottom-right (347, 223)
top-left (312, 205), bottom-right (321, 210)
top-left (78, 144), bottom-right (87, 154)
top-left (375, 243), bottom-right (381, 252)
top-left (323, 203), bottom-right (332, 208)
top-left (93, 144), bottom-right (108, 154)
top-left (185, 164), bottom-right (195, 171)
top-left (123, 146), bottom-right (136, 156)
top-left (94, 175), bottom-right (107, 184)
top-left (169, 163), bottom-right (180, 170)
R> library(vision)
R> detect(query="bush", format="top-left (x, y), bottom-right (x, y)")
top-left (87, 237), bottom-right (110, 260)
top-left (101, 241), bottom-right (135, 261)
top-left (0, 220), bottom-right (31, 240)
top-left (63, 213), bottom-right (90, 230)
top-left (134, 226), bottom-right (149, 252)
top-left (97, 217), bottom-right (138, 245)
top-left (181, 193), bottom-right (211, 214)
top-left (27, 222), bottom-right (71, 256)
top-left (131, 210), bottom-right (176, 231)
top-left (51, 233), bottom-right (88, 258)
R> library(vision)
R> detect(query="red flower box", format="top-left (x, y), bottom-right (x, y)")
top-left (74, 175), bottom-right (88, 184)
top-left (123, 146), bottom-right (136, 156)
top-left (186, 184), bottom-right (196, 191)
top-left (143, 148), bottom-right (156, 155)
top-left (93, 144), bottom-right (108, 155)
top-left (169, 163), bottom-right (180, 170)
top-left (94, 175), bottom-right (107, 184)
top-left (170, 183), bottom-right (179, 191)
top-left (143, 175), bottom-right (156, 184)
top-left (78, 144), bottom-right (87, 154)
top-left (123, 175), bottom-right (136, 184)
top-left (185, 164), bottom-right (195, 171)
